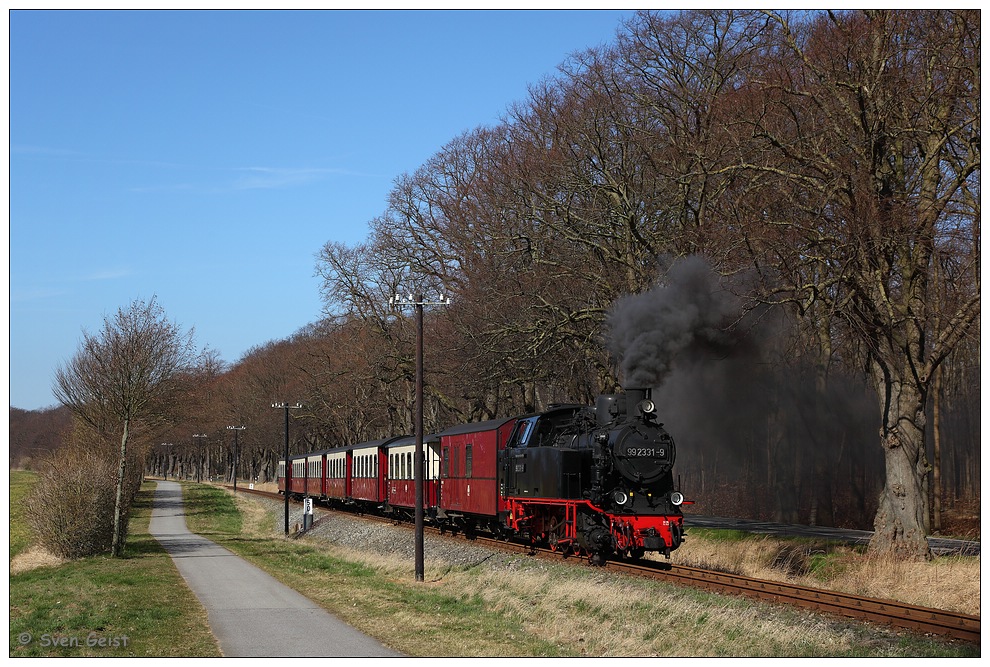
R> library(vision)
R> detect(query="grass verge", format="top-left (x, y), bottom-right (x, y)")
top-left (8, 480), bottom-right (221, 657)
top-left (668, 527), bottom-right (981, 616)
top-left (190, 484), bottom-right (979, 658)
top-left (9, 470), bottom-right (38, 559)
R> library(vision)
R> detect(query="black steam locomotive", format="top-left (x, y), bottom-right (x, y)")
top-left (499, 388), bottom-right (686, 562)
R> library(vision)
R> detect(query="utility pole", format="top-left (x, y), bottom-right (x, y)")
top-left (272, 402), bottom-right (303, 535)
top-left (226, 425), bottom-right (246, 492)
top-left (389, 291), bottom-right (450, 581)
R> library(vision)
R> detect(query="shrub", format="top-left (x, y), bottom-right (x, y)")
top-left (24, 443), bottom-right (121, 559)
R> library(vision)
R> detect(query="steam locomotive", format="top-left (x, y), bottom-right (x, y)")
top-left (277, 388), bottom-right (687, 564)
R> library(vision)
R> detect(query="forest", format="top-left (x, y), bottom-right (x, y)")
top-left (11, 10), bottom-right (980, 553)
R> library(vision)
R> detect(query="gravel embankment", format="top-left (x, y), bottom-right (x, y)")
top-left (248, 496), bottom-right (521, 571)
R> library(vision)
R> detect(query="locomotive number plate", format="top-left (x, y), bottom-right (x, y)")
top-left (627, 448), bottom-right (665, 458)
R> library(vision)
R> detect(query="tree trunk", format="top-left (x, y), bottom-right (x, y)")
top-left (111, 417), bottom-right (129, 557)
top-left (932, 363), bottom-right (943, 533)
top-left (868, 371), bottom-right (931, 559)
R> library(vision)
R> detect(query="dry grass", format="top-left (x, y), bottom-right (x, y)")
top-left (234, 488), bottom-right (979, 621)
top-left (667, 532), bottom-right (980, 616)
top-left (245, 481), bottom-right (279, 494)
top-left (267, 538), bottom-right (940, 657)
top-left (217, 494), bottom-right (976, 658)
top-left (9, 545), bottom-right (65, 574)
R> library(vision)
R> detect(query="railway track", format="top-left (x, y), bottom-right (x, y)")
top-left (611, 559), bottom-right (980, 644)
top-left (230, 485), bottom-right (980, 645)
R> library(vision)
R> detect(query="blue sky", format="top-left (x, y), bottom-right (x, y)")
top-left (8, 8), bottom-right (635, 410)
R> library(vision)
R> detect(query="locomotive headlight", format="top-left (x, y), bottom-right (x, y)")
top-left (638, 399), bottom-right (656, 415)
top-left (670, 491), bottom-right (684, 506)
top-left (613, 490), bottom-right (629, 506)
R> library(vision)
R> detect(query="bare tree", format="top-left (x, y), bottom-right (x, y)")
top-left (53, 296), bottom-right (198, 556)
top-left (729, 10), bottom-right (980, 557)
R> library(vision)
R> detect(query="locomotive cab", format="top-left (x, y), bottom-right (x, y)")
top-left (500, 405), bottom-right (591, 500)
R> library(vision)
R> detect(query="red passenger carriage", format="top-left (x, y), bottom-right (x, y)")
top-left (324, 448), bottom-right (348, 500)
top-left (436, 417), bottom-right (517, 527)
top-left (384, 436), bottom-right (441, 515)
top-left (348, 438), bottom-right (397, 504)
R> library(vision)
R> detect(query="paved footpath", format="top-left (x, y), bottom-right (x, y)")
top-left (148, 480), bottom-right (403, 658)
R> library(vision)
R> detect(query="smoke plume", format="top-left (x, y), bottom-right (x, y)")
top-left (606, 255), bottom-right (754, 388)
top-left (605, 255), bottom-right (881, 527)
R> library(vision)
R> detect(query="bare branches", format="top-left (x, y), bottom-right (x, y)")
top-left (52, 296), bottom-right (199, 556)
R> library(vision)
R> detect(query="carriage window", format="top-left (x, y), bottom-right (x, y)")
top-left (406, 452), bottom-right (413, 480)
top-left (442, 447), bottom-right (450, 478)
top-left (465, 445), bottom-right (473, 478)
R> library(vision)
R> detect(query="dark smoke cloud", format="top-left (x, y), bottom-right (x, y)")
top-left (605, 255), bottom-right (882, 527)
top-left (606, 255), bottom-right (754, 388)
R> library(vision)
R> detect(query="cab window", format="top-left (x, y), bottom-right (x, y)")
top-left (509, 417), bottom-right (539, 448)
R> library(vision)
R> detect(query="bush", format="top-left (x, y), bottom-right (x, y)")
top-left (24, 443), bottom-right (122, 559)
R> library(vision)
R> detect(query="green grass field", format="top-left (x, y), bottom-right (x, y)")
top-left (9, 470), bottom-right (38, 559)
top-left (8, 476), bottom-right (220, 657)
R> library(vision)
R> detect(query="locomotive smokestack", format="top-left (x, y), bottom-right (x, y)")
top-left (624, 388), bottom-right (647, 418)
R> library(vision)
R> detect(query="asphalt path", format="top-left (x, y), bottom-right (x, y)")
top-left (683, 513), bottom-right (980, 556)
top-left (148, 480), bottom-right (403, 658)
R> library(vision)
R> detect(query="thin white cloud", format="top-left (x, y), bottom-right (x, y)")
top-left (80, 268), bottom-right (132, 281)
top-left (10, 287), bottom-right (69, 302)
top-left (11, 268), bottom-right (131, 303)
top-left (10, 144), bottom-right (84, 158)
top-left (230, 166), bottom-right (353, 190)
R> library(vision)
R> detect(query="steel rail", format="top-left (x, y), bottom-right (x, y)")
top-left (612, 560), bottom-right (980, 644)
